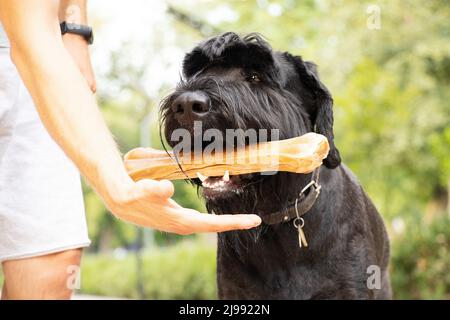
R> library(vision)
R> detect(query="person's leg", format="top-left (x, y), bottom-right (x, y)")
top-left (0, 41), bottom-right (89, 300)
top-left (2, 248), bottom-right (82, 300)
top-left (1, 282), bottom-right (8, 300)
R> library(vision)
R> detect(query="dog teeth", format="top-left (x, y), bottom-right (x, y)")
top-left (196, 172), bottom-right (208, 182)
top-left (200, 171), bottom-right (232, 190)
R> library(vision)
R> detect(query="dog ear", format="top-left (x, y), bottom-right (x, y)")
top-left (183, 33), bottom-right (242, 79)
top-left (290, 55), bottom-right (341, 168)
top-left (182, 47), bottom-right (210, 79)
top-left (183, 33), bottom-right (274, 79)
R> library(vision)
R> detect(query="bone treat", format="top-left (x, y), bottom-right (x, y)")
top-left (124, 132), bottom-right (329, 181)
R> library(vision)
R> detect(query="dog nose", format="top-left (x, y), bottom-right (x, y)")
top-left (171, 91), bottom-right (210, 124)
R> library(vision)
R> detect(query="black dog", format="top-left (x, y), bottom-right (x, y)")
top-left (160, 32), bottom-right (391, 299)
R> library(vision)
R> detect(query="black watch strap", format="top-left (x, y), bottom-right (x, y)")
top-left (60, 21), bottom-right (94, 45)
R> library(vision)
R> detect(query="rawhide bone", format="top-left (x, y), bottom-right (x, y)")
top-left (124, 132), bottom-right (329, 181)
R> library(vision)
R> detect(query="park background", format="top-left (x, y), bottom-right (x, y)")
top-left (2, 0), bottom-right (449, 299)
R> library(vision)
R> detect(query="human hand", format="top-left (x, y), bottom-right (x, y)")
top-left (104, 177), bottom-right (262, 235)
top-left (62, 33), bottom-right (96, 93)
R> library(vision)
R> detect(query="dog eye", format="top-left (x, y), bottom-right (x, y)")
top-left (246, 73), bottom-right (261, 83)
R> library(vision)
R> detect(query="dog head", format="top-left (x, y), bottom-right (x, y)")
top-left (160, 32), bottom-right (340, 213)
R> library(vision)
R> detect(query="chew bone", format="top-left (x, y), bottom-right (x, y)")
top-left (124, 132), bottom-right (329, 181)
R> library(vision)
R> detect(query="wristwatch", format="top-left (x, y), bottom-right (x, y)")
top-left (60, 21), bottom-right (94, 45)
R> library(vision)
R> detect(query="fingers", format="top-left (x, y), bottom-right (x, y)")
top-left (114, 182), bottom-right (262, 234)
top-left (120, 178), bottom-right (262, 235)
top-left (124, 147), bottom-right (169, 160)
top-left (167, 198), bottom-right (183, 209)
top-left (171, 209), bottom-right (262, 234)
top-left (136, 179), bottom-right (174, 199)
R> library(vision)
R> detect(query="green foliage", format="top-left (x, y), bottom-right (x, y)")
top-left (391, 214), bottom-right (450, 299)
top-left (79, 241), bottom-right (217, 299)
top-left (429, 127), bottom-right (450, 187)
top-left (335, 58), bottom-right (428, 219)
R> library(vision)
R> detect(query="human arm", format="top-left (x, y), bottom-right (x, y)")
top-left (0, 0), bottom-right (261, 234)
top-left (59, 0), bottom-right (96, 92)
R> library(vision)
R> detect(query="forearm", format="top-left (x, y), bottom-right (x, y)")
top-left (15, 47), bottom-right (130, 200)
top-left (58, 0), bottom-right (97, 92)
top-left (0, 0), bottom-right (131, 205)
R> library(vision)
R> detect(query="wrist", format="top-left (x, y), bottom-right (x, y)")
top-left (96, 169), bottom-right (135, 210)
top-left (60, 22), bottom-right (94, 45)
top-left (62, 32), bottom-right (89, 46)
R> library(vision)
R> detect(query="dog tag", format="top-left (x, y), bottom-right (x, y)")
top-left (294, 217), bottom-right (308, 248)
top-left (297, 226), bottom-right (308, 248)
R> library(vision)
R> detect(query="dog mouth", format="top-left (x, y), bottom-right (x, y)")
top-left (195, 170), bottom-right (258, 199)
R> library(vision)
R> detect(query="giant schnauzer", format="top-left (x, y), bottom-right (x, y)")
top-left (160, 32), bottom-right (391, 299)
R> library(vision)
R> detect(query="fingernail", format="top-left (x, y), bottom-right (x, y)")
top-left (254, 216), bottom-right (262, 224)
top-left (248, 216), bottom-right (261, 226)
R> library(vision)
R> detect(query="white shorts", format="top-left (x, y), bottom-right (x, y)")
top-left (0, 46), bottom-right (90, 262)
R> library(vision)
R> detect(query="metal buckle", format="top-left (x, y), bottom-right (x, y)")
top-left (299, 180), bottom-right (321, 197)
top-left (294, 179), bottom-right (322, 219)
top-left (293, 217), bottom-right (305, 229)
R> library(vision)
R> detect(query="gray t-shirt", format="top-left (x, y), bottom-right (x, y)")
top-left (0, 23), bottom-right (10, 48)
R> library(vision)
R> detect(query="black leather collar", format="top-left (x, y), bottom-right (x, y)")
top-left (262, 167), bottom-right (321, 225)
